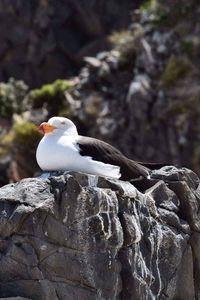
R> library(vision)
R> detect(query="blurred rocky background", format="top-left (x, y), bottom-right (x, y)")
top-left (0, 0), bottom-right (200, 186)
top-left (0, 0), bottom-right (139, 87)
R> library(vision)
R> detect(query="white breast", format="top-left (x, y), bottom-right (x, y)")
top-left (36, 134), bottom-right (121, 178)
top-left (36, 135), bottom-right (79, 171)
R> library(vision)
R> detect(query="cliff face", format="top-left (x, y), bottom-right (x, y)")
top-left (0, 0), bottom-right (140, 87)
top-left (68, 0), bottom-right (200, 174)
top-left (0, 1), bottom-right (200, 185)
top-left (0, 167), bottom-right (199, 299)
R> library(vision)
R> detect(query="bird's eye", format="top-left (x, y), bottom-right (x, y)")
top-left (61, 121), bottom-right (66, 125)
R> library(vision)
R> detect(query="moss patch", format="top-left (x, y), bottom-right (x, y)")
top-left (180, 41), bottom-right (195, 57)
top-left (29, 79), bottom-right (74, 114)
top-left (0, 131), bottom-right (14, 157)
top-left (0, 121), bottom-right (41, 158)
top-left (141, 0), bottom-right (197, 29)
top-left (108, 28), bottom-right (142, 69)
top-left (161, 56), bottom-right (191, 87)
top-left (140, 0), bottom-right (157, 11)
top-left (13, 121), bottom-right (42, 147)
top-left (109, 30), bottom-right (131, 47)
top-left (180, 39), bottom-right (200, 58)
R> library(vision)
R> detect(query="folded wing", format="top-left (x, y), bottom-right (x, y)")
top-left (77, 136), bottom-right (150, 180)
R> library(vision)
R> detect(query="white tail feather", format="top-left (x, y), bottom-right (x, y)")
top-left (101, 164), bottom-right (121, 179)
top-left (83, 159), bottom-right (121, 179)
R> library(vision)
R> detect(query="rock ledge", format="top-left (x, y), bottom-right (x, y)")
top-left (0, 167), bottom-right (199, 300)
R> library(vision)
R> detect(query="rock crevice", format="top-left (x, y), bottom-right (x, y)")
top-left (0, 167), bottom-right (199, 299)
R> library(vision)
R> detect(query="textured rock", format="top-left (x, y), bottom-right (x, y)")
top-left (1, 1), bottom-right (200, 186)
top-left (0, 156), bottom-right (10, 187)
top-left (0, 166), bottom-right (199, 299)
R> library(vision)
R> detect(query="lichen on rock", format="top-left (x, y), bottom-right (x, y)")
top-left (29, 79), bottom-right (75, 116)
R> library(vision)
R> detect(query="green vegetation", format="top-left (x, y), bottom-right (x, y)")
top-left (161, 56), bottom-right (191, 87)
top-left (180, 39), bottom-right (200, 58)
top-left (0, 79), bottom-right (75, 161)
top-left (29, 79), bottom-right (74, 113)
top-left (0, 78), bottom-right (28, 119)
top-left (109, 30), bottom-right (132, 46)
top-left (180, 41), bottom-right (194, 57)
top-left (140, 0), bottom-right (157, 11)
top-left (170, 102), bottom-right (191, 115)
top-left (141, 0), bottom-right (197, 28)
top-left (108, 29), bottom-right (142, 69)
top-left (140, 0), bottom-right (170, 27)
top-left (0, 121), bottom-right (42, 157)
top-left (0, 131), bottom-right (14, 157)
top-left (13, 121), bottom-right (42, 146)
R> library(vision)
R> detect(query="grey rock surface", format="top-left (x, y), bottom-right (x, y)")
top-left (0, 166), bottom-right (199, 299)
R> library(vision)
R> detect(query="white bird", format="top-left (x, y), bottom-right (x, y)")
top-left (36, 116), bottom-right (150, 180)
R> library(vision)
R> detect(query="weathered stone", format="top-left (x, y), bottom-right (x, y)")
top-left (84, 57), bottom-right (102, 68)
top-left (0, 156), bottom-right (10, 187)
top-left (173, 245), bottom-right (195, 300)
top-left (190, 232), bottom-right (200, 299)
top-left (0, 167), bottom-right (199, 299)
top-left (145, 180), bottom-right (180, 212)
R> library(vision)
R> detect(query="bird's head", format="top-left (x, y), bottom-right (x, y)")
top-left (39, 117), bottom-right (78, 136)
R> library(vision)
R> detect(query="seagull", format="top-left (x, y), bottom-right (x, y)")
top-left (36, 116), bottom-right (151, 181)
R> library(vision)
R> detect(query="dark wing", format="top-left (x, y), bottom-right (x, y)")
top-left (77, 136), bottom-right (149, 180)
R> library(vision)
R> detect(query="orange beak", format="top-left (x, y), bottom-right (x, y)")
top-left (39, 122), bottom-right (57, 134)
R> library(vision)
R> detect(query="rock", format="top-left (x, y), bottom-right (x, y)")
top-left (70, 0), bottom-right (200, 178)
top-left (190, 232), bottom-right (200, 299)
top-left (0, 156), bottom-right (10, 187)
top-left (0, 0), bottom-right (140, 87)
top-left (84, 57), bottom-right (102, 68)
top-left (0, 166), bottom-right (199, 299)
